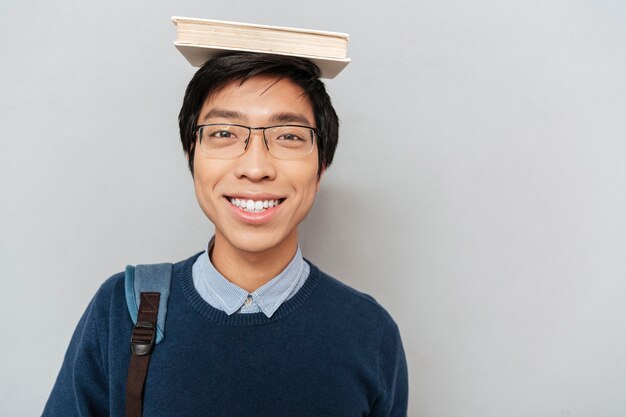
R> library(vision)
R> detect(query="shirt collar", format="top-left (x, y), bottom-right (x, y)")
top-left (194, 237), bottom-right (306, 318)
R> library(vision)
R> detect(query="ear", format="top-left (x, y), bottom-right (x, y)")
top-left (316, 167), bottom-right (326, 192)
top-left (188, 141), bottom-right (195, 158)
top-left (186, 142), bottom-right (196, 178)
top-left (186, 141), bottom-right (197, 163)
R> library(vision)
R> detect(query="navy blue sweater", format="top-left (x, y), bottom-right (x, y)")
top-left (43, 253), bottom-right (408, 416)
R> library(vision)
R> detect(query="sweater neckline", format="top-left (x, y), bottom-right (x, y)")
top-left (179, 252), bottom-right (322, 326)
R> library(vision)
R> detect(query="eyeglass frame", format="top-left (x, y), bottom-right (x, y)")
top-left (194, 123), bottom-right (320, 159)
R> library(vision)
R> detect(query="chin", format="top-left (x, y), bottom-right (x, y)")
top-left (221, 227), bottom-right (292, 254)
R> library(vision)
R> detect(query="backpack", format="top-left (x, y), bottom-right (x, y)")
top-left (123, 263), bottom-right (173, 417)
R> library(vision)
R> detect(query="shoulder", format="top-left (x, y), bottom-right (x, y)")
top-left (90, 252), bottom-right (201, 319)
top-left (97, 252), bottom-right (201, 297)
top-left (80, 271), bottom-right (128, 333)
top-left (96, 270), bottom-right (126, 300)
top-left (307, 261), bottom-right (400, 332)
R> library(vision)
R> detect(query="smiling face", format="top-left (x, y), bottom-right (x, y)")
top-left (192, 75), bottom-right (321, 259)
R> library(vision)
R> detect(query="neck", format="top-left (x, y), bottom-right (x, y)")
top-left (210, 231), bottom-right (298, 293)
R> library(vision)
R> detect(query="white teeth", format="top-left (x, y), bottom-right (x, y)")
top-left (229, 197), bottom-right (281, 212)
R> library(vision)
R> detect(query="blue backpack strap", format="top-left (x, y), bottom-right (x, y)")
top-left (124, 263), bottom-right (173, 344)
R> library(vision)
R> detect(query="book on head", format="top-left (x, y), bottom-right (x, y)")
top-left (172, 17), bottom-right (351, 79)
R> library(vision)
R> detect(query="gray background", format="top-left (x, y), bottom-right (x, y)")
top-left (1, 0), bottom-right (625, 416)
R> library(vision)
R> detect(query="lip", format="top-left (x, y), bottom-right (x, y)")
top-left (224, 196), bottom-right (284, 225)
top-left (225, 192), bottom-right (286, 200)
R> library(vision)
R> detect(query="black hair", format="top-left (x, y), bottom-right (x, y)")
top-left (178, 52), bottom-right (339, 177)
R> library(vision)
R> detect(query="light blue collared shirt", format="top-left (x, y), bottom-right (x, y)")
top-left (192, 240), bottom-right (309, 318)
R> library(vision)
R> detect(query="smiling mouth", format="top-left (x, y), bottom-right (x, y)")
top-left (226, 197), bottom-right (286, 213)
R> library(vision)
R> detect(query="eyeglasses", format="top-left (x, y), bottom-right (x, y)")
top-left (195, 124), bottom-right (318, 160)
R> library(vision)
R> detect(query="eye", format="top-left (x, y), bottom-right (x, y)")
top-left (211, 130), bottom-right (237, 139)
top-left (276, 132), bottom-right (305, 141)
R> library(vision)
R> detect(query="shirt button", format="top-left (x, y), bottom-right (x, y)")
top-left (244, 295), bottom-right (253, 306)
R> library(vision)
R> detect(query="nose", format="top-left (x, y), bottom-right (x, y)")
top-left (233, 130), bottom-right (277, 182)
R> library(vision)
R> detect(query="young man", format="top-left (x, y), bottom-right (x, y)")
top-left (43, 53), bottom-right (408, 416)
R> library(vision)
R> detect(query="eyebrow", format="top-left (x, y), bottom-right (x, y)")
top-left (268, 112), bottom-right (313, 126)
top-left (201, 108), bottom-right (313, 127)
top-left (201, 108), bottom-right (245, 122)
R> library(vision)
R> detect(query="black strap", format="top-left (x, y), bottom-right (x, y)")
top-left (126, 292), bottom-right (160, 417)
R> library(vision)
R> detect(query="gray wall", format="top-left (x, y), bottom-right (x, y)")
top-left (2, 0), bottom-right (625, 416)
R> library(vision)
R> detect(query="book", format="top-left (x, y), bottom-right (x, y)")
top-left (172, 17), bottom-right (351, 79)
